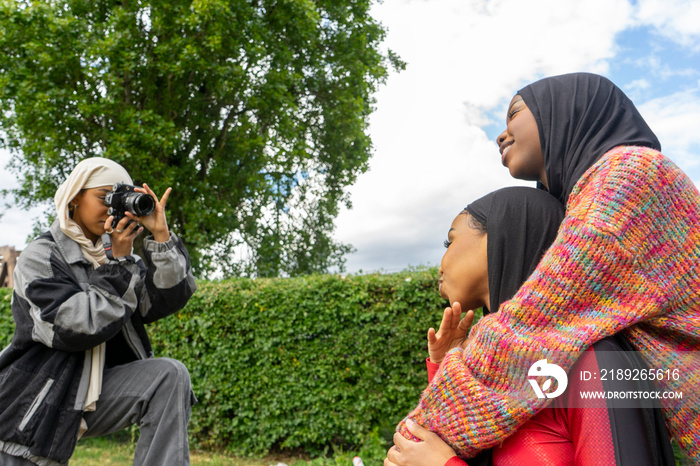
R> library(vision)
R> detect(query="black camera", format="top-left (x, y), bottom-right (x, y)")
top-left (104, 183), bottom-right (156, 228)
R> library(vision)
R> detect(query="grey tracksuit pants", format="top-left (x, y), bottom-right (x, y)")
top-left (1, 357), bottom-right (194, 466)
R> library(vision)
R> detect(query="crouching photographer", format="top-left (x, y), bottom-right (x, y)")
top-left (0, 157), bottom-right (197, 465)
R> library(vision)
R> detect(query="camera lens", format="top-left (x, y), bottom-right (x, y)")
top-left (126, 193), bottom-right (156, 216)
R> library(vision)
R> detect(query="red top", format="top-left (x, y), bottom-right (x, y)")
top-left (426, 346), bottom-right (617, 466)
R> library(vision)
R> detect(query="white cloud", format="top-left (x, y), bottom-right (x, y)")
top-left (629, 54), bottom-right (700, 84)
top-left (626, 79), bottom-right (651, 92)
top-left (335, 0), bottom-right (635, 273)
top-left (638, 89), bottom-right (700, 174)
top-left (374, 0), bottom-right (632, 107)
top-left (634, 0), bottom-right (700, 50)
top-left (3, 0), bottom-right (700, 274)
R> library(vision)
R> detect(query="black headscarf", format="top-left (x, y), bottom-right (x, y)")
top-left (517, 72), bottom-right (661, 204)
top-left (465, 188), bottom-right (674, 466)
top-left (466, 186), bottom-right (564, 314)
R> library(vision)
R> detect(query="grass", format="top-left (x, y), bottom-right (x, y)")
top-left (71, 437), bottom-right (695, 466)
top-left (72, 433), bottom-right (694, 466)
top-left (68, 424), bottom-right (390, 465)
top-left (72, 437), bottom-right (305, 465)
top-left (71, 436), bottom-right (258, 466)
top-left (69, 435), bottom-right (369, 466)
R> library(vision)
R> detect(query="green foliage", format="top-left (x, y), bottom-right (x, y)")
top-left (0, 0), bottom-right (405, 277)
top-left (0, 290), bottom-right (12, 347)
top-left (0, 268), bottom-right (460, 458)
top-left (148, 268), bottom-right (447, 456)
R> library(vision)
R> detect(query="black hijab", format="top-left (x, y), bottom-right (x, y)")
top-left (466, 186), bottom-right (564, 314)
top-left (464, 187), bottom-right (673, 465)
top-left (518, 72), bottom-right (661, 204)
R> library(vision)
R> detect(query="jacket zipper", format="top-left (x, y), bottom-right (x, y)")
top-left (19, 378), bottom-right (54, 431)
top-left (123, 320), bottom-right (147, 360)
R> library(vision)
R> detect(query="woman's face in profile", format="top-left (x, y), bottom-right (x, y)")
top-left (71, 186), bottom-right (112, 243)
top-left (496, 95), bottom-right (547, 187)
top-left (438, 213), bottom-right (489, 311)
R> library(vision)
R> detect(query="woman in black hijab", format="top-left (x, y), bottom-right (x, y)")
top-left (466, 187), bottom-right (564, 314)
top-left (387, 187), bottom-right (674, 466)
top-left (425, 186), bottom-right (565, 383)
top-left (389, 72), bottom-right (698, 463)
top-left (503, 72), bottom-right (661, 204)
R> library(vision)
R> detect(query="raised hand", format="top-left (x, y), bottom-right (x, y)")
top-left (427, 302), bottom-right (474, 365)
top-left (134, 183), bottom-right (171, 243)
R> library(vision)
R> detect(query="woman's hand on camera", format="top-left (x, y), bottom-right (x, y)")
top-left (134, 183), bottom-right (171, 243)
top-left (105, 214), bottom-right (143, 258)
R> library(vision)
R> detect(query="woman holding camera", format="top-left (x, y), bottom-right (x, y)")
top-left (0, 157), bottom-right (197, 465)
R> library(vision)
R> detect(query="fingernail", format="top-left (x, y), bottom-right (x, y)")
top-left (406, 419), bottom-right (414, 427)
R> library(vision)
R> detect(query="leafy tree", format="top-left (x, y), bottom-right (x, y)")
top-left (0, 0), bottom-right (403, 277)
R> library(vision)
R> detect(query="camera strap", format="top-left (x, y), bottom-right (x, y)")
top-left (101, 233), bottom-right (115, 260)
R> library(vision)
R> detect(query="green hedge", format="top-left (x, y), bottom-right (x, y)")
top-left (0, 268), bottom-right (475, 458)
top-left (0, 290), bottom-right (12, 345)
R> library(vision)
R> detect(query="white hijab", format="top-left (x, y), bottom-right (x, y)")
top-left (54, 157), bottom-right (133, 417)
top-left (54, 157), bottom-right (133, 267)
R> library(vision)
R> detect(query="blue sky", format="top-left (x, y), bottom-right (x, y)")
top-left (479, 26), bottom-right (700, 177)
top-left (2, 0), bottom-right (700, 277)
top-left (331, 0), bottom-right (700, 274)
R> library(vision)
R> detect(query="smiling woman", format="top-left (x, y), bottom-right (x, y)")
top-left (496, 96), bottom-right (547, 185)
top-left (392, 72), bottom-right (700, 463)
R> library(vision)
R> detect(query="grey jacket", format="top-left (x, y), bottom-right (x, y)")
top-left (0, 221), bottom-right (196, 464)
